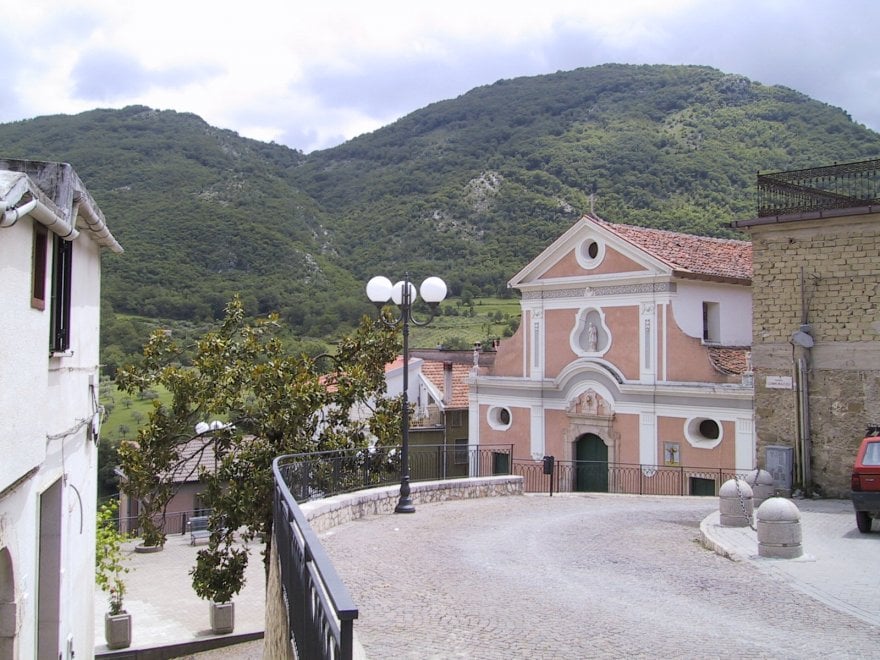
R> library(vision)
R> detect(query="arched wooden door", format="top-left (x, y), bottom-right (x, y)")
top-left (575, 433), bottom-right (608, 492)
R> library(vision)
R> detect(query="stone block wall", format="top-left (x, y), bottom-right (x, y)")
top-left (300, 476), bottom-right (523, 533)
top-left (748, 212), bottom-right (880, 497)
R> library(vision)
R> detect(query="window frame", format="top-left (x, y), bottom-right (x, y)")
top-left (50, 236), bottom-right (73, 354)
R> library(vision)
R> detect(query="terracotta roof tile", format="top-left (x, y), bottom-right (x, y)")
top-left (593, 216), bottom-right (752, 282)
top-left (419, 361), bottom-right (471, 409)
top-left (707, 347), bottom-right (751, 376)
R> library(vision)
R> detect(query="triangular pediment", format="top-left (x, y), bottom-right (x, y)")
top-left (508, 214), bottom-right (673, 289)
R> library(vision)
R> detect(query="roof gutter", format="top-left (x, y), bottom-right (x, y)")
top-left (1, 196), bottom-right (79, 240)
top-left (74, 191), bottom-right (123, 253)
top-left (0, 198), bottom-right (36, 227)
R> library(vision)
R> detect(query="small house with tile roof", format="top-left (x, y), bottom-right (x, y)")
top-left (470, 214), bottom-right (755, 494)
top-left (408, 356), bottom-right (475, 477)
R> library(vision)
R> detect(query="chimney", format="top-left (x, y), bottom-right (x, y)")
top-left (443, 361), bottom-right (453, 406)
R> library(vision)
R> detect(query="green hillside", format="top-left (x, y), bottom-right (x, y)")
top-left (2, 64), bottom-right (879, 355)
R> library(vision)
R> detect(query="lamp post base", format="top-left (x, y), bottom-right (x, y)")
top-left (395, 498), bottom-right (415, 513)
top-left (395, 479), bottom-right (415, 513)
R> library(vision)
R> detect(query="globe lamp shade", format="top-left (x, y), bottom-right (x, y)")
top-left (419, 277), bottom-right (447, 304)
top-left (391, 280), bottom-right (418, 306)
top-left (366, 276), bottom-right (393, 304)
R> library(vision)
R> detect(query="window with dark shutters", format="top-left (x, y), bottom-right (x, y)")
top-left (50, 236), bottom-right (72, 353)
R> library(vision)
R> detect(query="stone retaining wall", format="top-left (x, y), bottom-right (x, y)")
top-left (300, 475), bottom-right (524, 533)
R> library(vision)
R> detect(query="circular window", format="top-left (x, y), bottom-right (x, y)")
top-left (576, 237), bottom-right (605, 269)
top-left (699, 419), bottom-right (720, 440)
top-left (684, 417), bottom-right (723, 448)
top-left (488, 406), bottom-right (512, 430)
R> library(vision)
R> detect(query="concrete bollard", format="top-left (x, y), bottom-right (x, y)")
top-left (719, 478), bottom-right (753, 527)
top-left (744, 468), bottom-right (775, 508)
top-left (756, 497), bottom-right (802, 559)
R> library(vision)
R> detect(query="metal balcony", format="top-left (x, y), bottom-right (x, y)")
top-left (757, 158), bottom-right (880, 217)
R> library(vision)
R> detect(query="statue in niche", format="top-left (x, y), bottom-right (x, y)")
top-left (587, 321), bottom-right (598, 352)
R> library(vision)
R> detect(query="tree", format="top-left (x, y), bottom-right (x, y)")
top-left (117, 297), bottom-right (401, 603)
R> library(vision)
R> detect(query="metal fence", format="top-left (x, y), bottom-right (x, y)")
top-left (284, 444), bottom-right (515, 503)
top-left (116, 510), bottom-right (209, 537)
top-left (757, 158), bottom-right (880, 217)
top-left (514, 458), bottom-right (741, 497)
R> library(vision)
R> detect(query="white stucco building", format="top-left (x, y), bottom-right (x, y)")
top-left (0, 160), bottom-right (121, 659)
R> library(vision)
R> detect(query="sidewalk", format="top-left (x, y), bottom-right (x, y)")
top-left (93, 532), bottom-right (266, 656)
top-left (700, 496), bottom-right (880, 627)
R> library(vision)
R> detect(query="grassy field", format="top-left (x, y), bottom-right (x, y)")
top-left (99, 382), bottom-right (172, 443)
top-left (412, 296), bottom-right (521, 349)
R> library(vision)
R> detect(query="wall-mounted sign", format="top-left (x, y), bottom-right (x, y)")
top-left (765, 375), bottom-right (793, 390)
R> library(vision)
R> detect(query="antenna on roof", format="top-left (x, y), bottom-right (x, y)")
top-left (589, 182), bottom-right (597, 215)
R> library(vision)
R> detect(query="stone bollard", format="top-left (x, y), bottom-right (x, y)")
top-left (744, 468), bottom-right (775, 508)
top-left (756, 497), bottom-right (802, 559)
top-left (719, 478), bottom-right (753, 527)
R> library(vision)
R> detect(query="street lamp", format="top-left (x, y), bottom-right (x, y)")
top-left (366, 274), bottom-right (447, 513)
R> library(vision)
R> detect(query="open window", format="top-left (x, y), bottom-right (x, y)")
top-left (702, 301), bottom-right (720, 344)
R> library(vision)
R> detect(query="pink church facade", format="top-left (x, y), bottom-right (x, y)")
top-left (470, 214), bottom-right (755, 492)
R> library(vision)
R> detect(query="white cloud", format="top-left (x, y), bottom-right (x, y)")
top-left (4, 0), bottom-right (879, 152)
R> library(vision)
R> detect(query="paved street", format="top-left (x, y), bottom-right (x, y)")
top-left (320, 493), bottom-right (879, 659)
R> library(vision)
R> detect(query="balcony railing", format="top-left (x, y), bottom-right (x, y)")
top-left (273, 456), bottom-right (358, 660)
top-left (757, 158), bottom-right (880, 217)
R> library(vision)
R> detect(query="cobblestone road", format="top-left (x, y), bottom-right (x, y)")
top-left (320, 493), bottom-right (877, 659)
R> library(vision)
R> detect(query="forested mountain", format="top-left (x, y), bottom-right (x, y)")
top-left (2, 64), bottom-right (879, 343)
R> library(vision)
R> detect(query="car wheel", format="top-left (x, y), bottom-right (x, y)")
top-left (856, 510), bottom-right (872, 533)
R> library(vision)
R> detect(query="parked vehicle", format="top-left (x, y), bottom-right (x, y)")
top-left (850, 426), bottom-right (880, 533)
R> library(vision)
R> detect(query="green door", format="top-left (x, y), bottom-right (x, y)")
top-left (575, 434), bottom-right (608, 492)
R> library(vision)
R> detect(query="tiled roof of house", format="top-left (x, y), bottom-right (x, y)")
top-left (158, 437), bottom-right (218, 484)
top-left (593, 216), bottom-right (752, 282)
top-left (707, 347), bottom-right (751, 376)
top-left (419, 361), bottom-right (471, 409)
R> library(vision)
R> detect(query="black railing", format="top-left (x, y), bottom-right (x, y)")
top-left (116, 510), bottom-right (210, 537)
top-left (514, 458), bottom-right (741, 497)
top-left (273, 455), bottom-right (358, 660)
top-left (757, 158), bottom-right (880, 217)
top-left (285, 444), bottom-right (515, 502)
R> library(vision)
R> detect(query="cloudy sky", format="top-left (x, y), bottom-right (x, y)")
top-left (3, 0), bottom-right (878, 153)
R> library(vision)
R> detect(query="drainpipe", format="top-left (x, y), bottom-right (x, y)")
top-left (791, 267), bottom-right (814, 492)
top-left (443, 361), bottom-right (453, 406)
top-left (1, 199), bottom-right (37, 227)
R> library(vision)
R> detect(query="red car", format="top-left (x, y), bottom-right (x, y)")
top-left (851, 427), bottom-right (880, 533)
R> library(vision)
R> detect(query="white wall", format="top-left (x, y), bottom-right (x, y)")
top-left (0, 215), bottom-right (102, 660)
top-left (0, 220), bottom-right (49, 490)
top-left (670, 281), bottom-right (752, 346)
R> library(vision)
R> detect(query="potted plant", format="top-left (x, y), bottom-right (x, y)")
top-left (191, 540), bottom-right (247, 635)
top-left (96, 500), bottom-right (132, 649)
